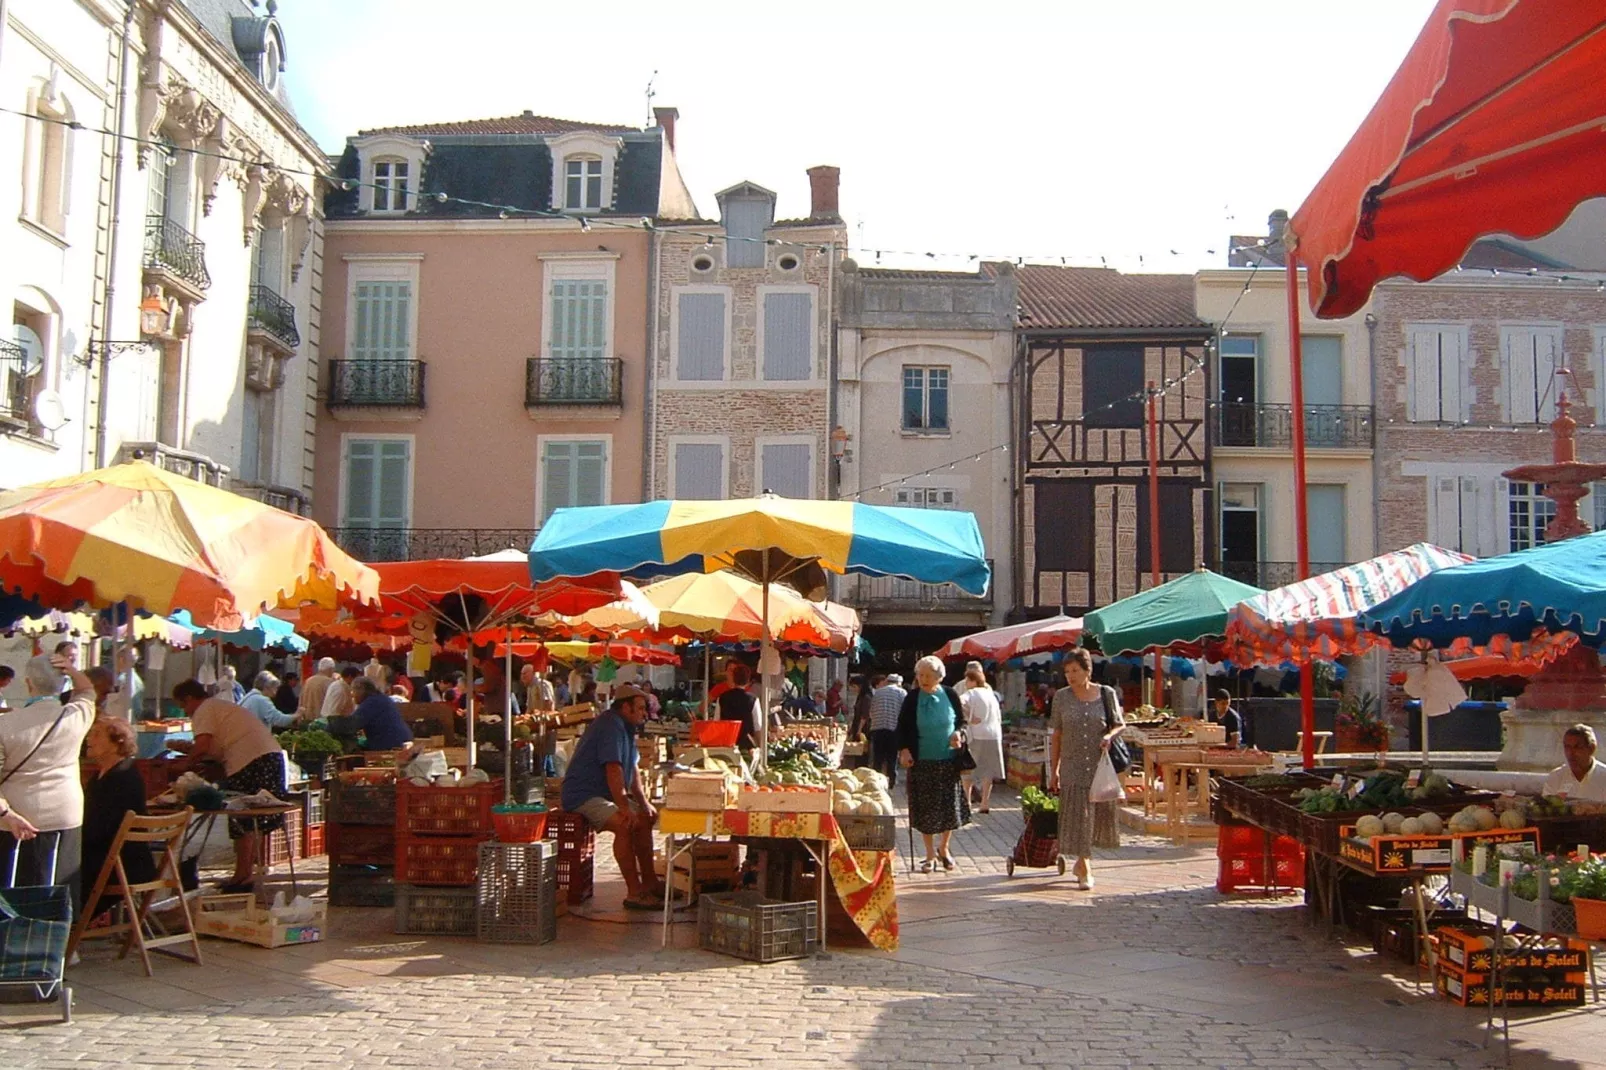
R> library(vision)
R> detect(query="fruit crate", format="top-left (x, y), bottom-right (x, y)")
top-left (476, 841), bottom-right (558, 944)
top-left (327, 864), bottom-right (395, 907)
top-left (287, 788), bottom-right (325, 826)
top-left (394, 883), bottom-right (478, 936)
top-left (697, 891), bottom-right (818, 963)
top-left (326, 777), bottom-right (397, 825)
top-left (303, 823), bottom-right (326, 859)
top-left (547, 811), bottom-right (595, 905)
top-left (835, 814), bottom-right (897, 852)
top-left (255, 809), bottom-right (303, 867)
top-left (328, 822), bottom-right (396, 867)
top-left (396, 779), bottom-right (500, 836)
top-left (395, 834), bottom-right (490, 886)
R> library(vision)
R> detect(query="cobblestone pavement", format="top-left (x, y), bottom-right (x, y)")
top-left (2, 788), bottom-right (1599, 1069)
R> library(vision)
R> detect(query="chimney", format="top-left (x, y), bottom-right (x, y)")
top-left (807, 165), bottom-right (840, 219)
top-left (653, 106), bottom-right (679, 151)
top-left (1268, 208), bottom-right (1289, 244)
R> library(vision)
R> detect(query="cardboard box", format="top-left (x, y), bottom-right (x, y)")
top-left (1338, 827), bottom-right (1539, 874)
top-left (193, 894), bottom-right (327, 948)
top-left (1436, 961), bottom-right (1586, 1007)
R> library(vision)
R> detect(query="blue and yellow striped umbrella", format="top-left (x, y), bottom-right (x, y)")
top-left (529, 496), bottom-right (990, 596)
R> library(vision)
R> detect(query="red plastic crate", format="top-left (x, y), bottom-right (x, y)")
top-left (396, 779), bottom-right (501, 835)
top-left (396, 833), bottom-right (491, 886)
top-left (256, 809), bottom-right (303, 868)
top-left (303, 823), bottom-right (326, 858)
top-left (328, 822), bottom-right (397, 866)
top-left (548, 810), bottom-right (595, 905)
top-left (1217, 845), bottom-right (1306, 894)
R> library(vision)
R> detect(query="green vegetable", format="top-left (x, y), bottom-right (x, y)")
top-left (278, 728), bottom-right (343, 754)
top-left (1021, 786), bottom-right (1060, 817)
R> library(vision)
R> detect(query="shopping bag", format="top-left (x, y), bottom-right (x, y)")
top-left (1089, 753), bottom-right (1123, 804)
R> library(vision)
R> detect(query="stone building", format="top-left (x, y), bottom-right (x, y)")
top-left (0, 0), bottom-right (324, 508)
top-left (648, 167), bottom-right (846, 503)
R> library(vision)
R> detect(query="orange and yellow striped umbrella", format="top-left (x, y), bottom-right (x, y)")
top-left (564, 571), bottom-right (857, 651)
top-left (0, 460), bottom-right (379, 630)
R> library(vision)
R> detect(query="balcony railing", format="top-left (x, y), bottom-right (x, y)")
top-left (247, 284), bottom-right (300, 349)
top-left (114, 441), bottom-right (228, 486)
top-left (1215, 403), bottom-right (1374, 449)
top-left (327, 359), bottom-right (426, 409)
top-left (0, 341), bottom-right (33, 422)
top-left (842, 559), bottom-right (994, 612)
top-left (525, 358), bottom-right (622, 406)
top-left (232, 481), bottom-right (311, 516)
top-left (1214, 560), bottom-right (1348, 591)
top-left (330, 528), bottom-right (538, 563)
top-left (143, 214), bottom-right (211, 291)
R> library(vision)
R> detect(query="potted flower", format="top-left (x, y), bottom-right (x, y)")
top-left (1571, 856), bottom-right (1606, 940)
top-left (1335, 693), bottom-right (1388, 754)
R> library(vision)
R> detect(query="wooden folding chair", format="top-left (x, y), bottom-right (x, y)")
top-left (67, 808), bottom-right (203, 976)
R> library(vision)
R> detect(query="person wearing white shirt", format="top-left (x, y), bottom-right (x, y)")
top-left (1542, 724), bottom-right (1606, 803)
top-left (320, 664), bottom-right (360, 720)
top-left (958, 662), bottom-right (1005, 813)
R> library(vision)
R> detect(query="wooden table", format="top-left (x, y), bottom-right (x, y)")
top-left (1158, 757), bottom-right (1274, 844)
top-left (158, 803), bottom-right (300, 900)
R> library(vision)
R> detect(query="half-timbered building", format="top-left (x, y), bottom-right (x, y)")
top-left (1012, 267), bottom-right (1214, 619)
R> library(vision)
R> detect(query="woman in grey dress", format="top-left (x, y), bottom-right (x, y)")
top-left (1047, 648), bottom-right (1124, 890)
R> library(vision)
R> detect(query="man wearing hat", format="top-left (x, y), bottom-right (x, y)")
top-left (1211, 689), bottom-right (1244, 749)
top-left (560, 683), bottom-right (663, 910)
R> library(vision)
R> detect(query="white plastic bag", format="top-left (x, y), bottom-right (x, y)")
top-left (1089, 753), bottom-right (1123, 804)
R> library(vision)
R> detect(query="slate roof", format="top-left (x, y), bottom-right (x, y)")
top-left (1011, 266), bottom-right (1209, 332)
top-left (361, 112), bottom-right (636, 137)
top-left (176, 0), bottom-right (298, 117)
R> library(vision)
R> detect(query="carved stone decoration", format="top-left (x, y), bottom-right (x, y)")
top-left (241, 164), bottom-right (270, 245)
top-left (284, 199), bottom-right (313, 282)
top-left (244, 344), bottom-right (287, 392)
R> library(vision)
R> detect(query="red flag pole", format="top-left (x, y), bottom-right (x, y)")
top-left (1147, 381), bottom-right (1163, 708)
top-left (1286, 256), bottom-right (1315, 771)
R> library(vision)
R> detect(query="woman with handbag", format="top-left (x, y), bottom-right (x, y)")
top-left (1047, 648), bottom-right (1125, 890)
top-left (959, 662), bottom-right (1005, 813)
top-left (897, 655), bottom-right (970, 872)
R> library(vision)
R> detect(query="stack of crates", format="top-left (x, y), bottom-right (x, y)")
top-left (1215, 820), bottom-right (1305, 894)
top-left (255, 808), bottom-right (303, 868)
top-left (476, 840), bottom-right (558, 944)
top-left (547, 810), bottom-right (595, 906)
top-left (393, 779), bottom-right (498, 935)
top-left (285, 788), bottom-right (326, 858)
top-left (327, 775), bottom-right (398, 907)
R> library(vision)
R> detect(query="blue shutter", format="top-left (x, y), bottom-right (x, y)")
top-left (551, 280), bottom-right (608, 360)
top-left (674, 443), bottom-right (725, 500)
top-left (760, 443), bottom-right (811, 499)
top-left (676, 292), bottom-right (725, 380)
top-left (353, 282), bottom-right (411, 361)
top-left (543, 440), bottom-right (607, 521)
top-left (724, 197), bottom-right (770, 268)
top-left (762, 292), bottom-right (812, 380)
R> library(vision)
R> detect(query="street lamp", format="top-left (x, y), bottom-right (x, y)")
top-left (139, 288), bottom-right (170, 337)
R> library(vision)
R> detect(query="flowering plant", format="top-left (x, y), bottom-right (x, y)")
top-left (1335, 692), bottom-right (1388, 748)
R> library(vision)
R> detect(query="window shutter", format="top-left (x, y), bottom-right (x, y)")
top-left (1305, 486), bottom-right (1346, 565)
top-left (240, 392), bottom-right (261, 483)
top-left (762, 292), bottom-right (812, 380)
top-left (760, 444), bottom-right (811, 499)
top-left (1408, 329), bottom-right (1441, 421)
top-left (575, 441), bottom-right (606, 507)
top-left (676, 292), bottom-right (725, 380)
top-left (551, 280), bottom-right (608, 360)
top-left (674, 443), bottom-right (725, 500)
top-left (345, 442), bottom-right (376, 526)
top-left (724, 198), bottom-right (770, 268)
top-left (354, 282), bottom-right (411, 362)
top-left (1440, 330), bottom-right (1463, 422)
top-left (1506, 329), bottom-right (1538, 423)
top-left (376, 441), bottom-right (410, 527)
top-left (542, 443), bottom-right (574, 522)
top-left (1534, 331), bottom-right (1559, 422)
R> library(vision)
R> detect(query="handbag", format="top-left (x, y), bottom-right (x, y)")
top-left (945, 686), bottom-right (976, 770)
top-left (954, 743), bottom-right (977, 772)
top-left (1099, 687), bottom-right (1132, 775)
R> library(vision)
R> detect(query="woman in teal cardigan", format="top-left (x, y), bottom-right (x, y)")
top-left (897, 655), bottom-right (969, 872)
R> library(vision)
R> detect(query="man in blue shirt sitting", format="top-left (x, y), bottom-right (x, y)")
top-left (560, 684), bottom-right (661, 910)
top-left (350, 677), bottom-right (414, 751)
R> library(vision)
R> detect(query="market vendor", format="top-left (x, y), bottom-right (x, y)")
top-left (559, 683), bottom-right (663, 910)
top-left (1211, 689), bottom-right (1244, 749)
top-left (1543, 724), bottom-right (1606, 802)
top-left (717, 663), bottom-right (762, 749)
top-left (350, 677), bottom-right (414, 751)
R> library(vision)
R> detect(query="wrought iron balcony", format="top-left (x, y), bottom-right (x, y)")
top-left (842, 559), bottom-right (994, 612)
top-left (232, 481), bottom-right (311, 516)
top-left (0, 341), bottom-right (33, 422)
top-left (1214, 560), bottom-right (1348, 591)
top-left (143, 214), bottom-right (211, 292)
top-left (327, 359), bottom-right (426, 409)
top-left (114, 441), bottom-right (228, 485)
top-left (247, 284), bottom-right (300, 349)
top-left (1215, 403), bottom-right (1374, 449)
top-left (330, 528), bottom-right (538, 563)
top-left (525, 358), bottom-right (622, 407)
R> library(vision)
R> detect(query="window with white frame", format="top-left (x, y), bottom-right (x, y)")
top-left (1405, 325), bottom-right (1466, 423)
top-left (239, 388), bottom-right (274, 484)
top-left (147, 140), bottom-right (193, 228)
top-left (8, 307), bottom-right (49, 427)
top-left (23, 86), bottom-right (71, 234)
top-left (902, 366), bottom-right (950, 431)
top-left (1594, 481), bottom-right (1606, 533)
top-left (371, 159), bottom-right (410, 213)
top-left (1430, 475), bottom-right (1496, 557)
top-left (1500, 325), bottom-right (1563, 424)
top-left (761, 290), bottom-right (814, 380)
top-left (548, 132), bottom-right (621, 213)
top-left (351, 280), bottom-right (413, 361)
top-left (1507, 480), bottom-right (1555, 552)
top-left (674, 289), bottom-right (728, 381)
top-left (540, 439), bottom-right (607, 522)
top-left (671, 439), bottom-right (727, 500)
top-left (757, 440), bottom-right (813, 499)
top-left (565, 156), bottom-right (604, 211)
top-left (894, 487), bottom-right (957, 509)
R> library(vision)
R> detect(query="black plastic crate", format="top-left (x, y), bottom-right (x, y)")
top-left (697, 891), bottom-right (817, 963)
top-left (327, 864), bottom-right (395, 907)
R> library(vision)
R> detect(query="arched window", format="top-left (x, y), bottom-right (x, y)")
top-left (22, 85), bottom-right (71, 235)
top-left (564, 155), bottom-right (603, 211)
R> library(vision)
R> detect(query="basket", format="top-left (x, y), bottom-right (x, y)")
top-left (327, 864), bottom-right (395, 907)
top-left (395, 834), bottom-right (489, 887)
top-left (835, 814), bottom-right (896, 852)
top-left (397, 779), bottom-right (499, 836)
top-left (697, 891), bottom-right (818, 963)
top-left (548, 811), bottom-right (596, 905)
top-left (491, 809), bottom-right (549, 843)
top-left (328, 823), bottom-right (396, 867)
top-left (326, 777), bottom-right (397, 825)
top-left (690, 720), bottom-right (741, 747)
top-left (394, 884), bottom-right (478, 935)
top-left (476, 841), bottom-right (558, 944)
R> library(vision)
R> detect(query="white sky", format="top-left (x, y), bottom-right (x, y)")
top-left (279, 0), bottom-right (1437, 273)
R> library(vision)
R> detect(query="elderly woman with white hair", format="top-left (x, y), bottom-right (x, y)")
top-left (897, 655), bottom-right (970, 872)
top-left (241, 670), bottom-right (298, 730)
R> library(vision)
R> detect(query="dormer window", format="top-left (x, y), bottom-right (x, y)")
top-left (565, 156), bottom-right (603, 211)
top-left (262, 33), bottom-right (282, 91)
top-left (548, 131), bottom-right (622, 214)
top-left (373, 159), bottom-right (410, 213)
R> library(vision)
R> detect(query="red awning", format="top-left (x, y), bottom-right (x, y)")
top-left (1290, 0), bottom-right (1606, 319)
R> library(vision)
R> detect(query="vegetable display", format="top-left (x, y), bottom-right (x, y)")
top-left (828, 768), bottom-right (894, 816)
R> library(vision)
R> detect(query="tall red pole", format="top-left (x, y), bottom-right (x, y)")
top-left (1286, 257), bottom-right (1315, 770)
top-left (1148, 381), bottom-right (1163, 708)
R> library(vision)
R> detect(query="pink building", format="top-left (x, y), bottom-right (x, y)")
top-left (312, 108), bottom-right (696, 559)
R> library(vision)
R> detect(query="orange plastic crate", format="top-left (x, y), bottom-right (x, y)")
top-left (397, 780), bottom-right (500, 836)
top-left (396, 833), bottom-right (490, 886)
top-left (492, 810), bottom-right (549, 843)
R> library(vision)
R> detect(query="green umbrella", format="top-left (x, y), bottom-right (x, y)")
top-left (1084, 568), bottom-right (1264, 655)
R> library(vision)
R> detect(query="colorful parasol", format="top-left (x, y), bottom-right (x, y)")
top-left (565, 571), bottom-right (856, 651)
top-left (1083, 569), bottom-right (1263, 656)
top-left (940, 615), bottom-right (1083, 662)
top-left (169, 609), bottom-right (306, 653)
top-left (0, 460), bottom-right (378, 629)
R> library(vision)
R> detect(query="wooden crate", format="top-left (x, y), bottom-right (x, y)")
top-left (194, 894), bottom-right (326, 948)
top-left (735, 788), bottom-right (830, 814)
top-left (663, 772), bottom-right (736, 812)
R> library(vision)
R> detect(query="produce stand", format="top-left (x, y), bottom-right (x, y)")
top-left (1157, 749), bottom-right (1273, 844)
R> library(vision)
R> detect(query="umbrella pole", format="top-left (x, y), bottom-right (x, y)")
top-left (702, 646), bottom-right (710, 720)
top-left (505, 626), bottom-right (514, 807)
top-left (759, 551), bottom-right (771, 773)
top-left (461, 592), bottom-right (476, 770)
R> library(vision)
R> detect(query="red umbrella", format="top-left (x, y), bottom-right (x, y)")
top-left (939, 614), bottom-right (1083, 662)
top-left (1290, 1), bottom-right (1606, 319)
